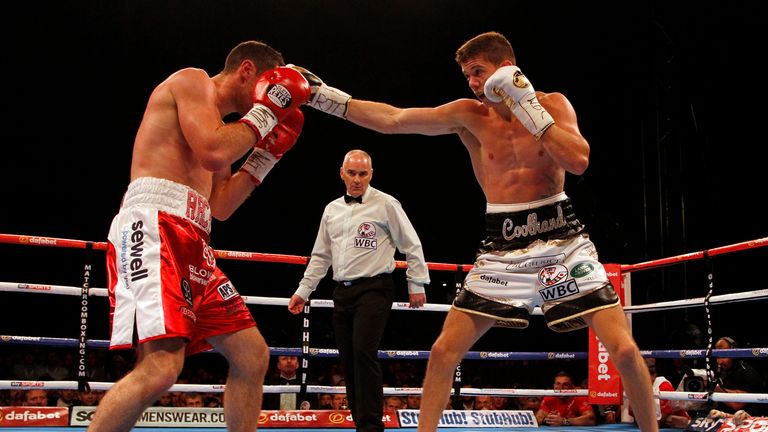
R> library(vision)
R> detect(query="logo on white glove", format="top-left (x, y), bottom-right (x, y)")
top-left (512, 70), bottom-right (530, 89)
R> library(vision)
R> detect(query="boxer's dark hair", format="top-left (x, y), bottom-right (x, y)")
top-left (456, 31), bottom-right (516, 66)
top-left (223, 41), bottom-right (284, 74)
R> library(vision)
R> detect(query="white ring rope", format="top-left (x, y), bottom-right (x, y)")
top-left (3, 280), bottom-right (767, 315)
top-left (2, 380), bottom-right (765, 404)
top-left (3, 234), bottom-right (768, 410)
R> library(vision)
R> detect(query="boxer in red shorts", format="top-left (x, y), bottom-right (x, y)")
top-left (90, 41), bottom-right (310, 432)
top-left (107, 177), bottom-right (255, 356)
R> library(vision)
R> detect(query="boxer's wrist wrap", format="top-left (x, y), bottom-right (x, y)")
top-left (309, 85), bottom-right (351, 119)
top-left (240, 147), bottom-right (277, 184)
top-left (240, 103), bottom-right (279, 139)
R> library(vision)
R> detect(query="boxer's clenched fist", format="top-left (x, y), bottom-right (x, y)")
top-left (288, 64), bottom-right (351, 119)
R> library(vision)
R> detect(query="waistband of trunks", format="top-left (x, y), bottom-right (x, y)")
top-left (481, 195), bottom-right (584, 252)
top-left (121, 177), bottom-right (212, 234)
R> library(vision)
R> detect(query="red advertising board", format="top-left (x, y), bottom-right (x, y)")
top-left (0, 406), bottom-right (69, 427)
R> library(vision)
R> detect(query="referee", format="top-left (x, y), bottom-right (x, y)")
top-left (288, 149), bottom-right (430, 432)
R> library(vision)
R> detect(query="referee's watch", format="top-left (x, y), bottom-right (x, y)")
top-left (563, 418), bottom-right (570, 426)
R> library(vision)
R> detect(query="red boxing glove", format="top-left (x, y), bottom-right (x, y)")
top-left (240, 108), bottom-right (305, 185)
top-left (239, 67), bottom-right (311, 141)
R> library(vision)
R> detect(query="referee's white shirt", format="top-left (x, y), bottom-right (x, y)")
top-left (295, 186), bottom-right (430, 300)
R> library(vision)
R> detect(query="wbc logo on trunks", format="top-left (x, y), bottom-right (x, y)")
top-left (538, 265), bottom-right (579, 301)
top-left (354, 222), bottom-right (377, 249)
top-left (538, 265), bottom-right (568, 287)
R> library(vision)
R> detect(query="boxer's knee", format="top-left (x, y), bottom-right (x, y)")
top-left (608, 339), bottom-right (641, 371)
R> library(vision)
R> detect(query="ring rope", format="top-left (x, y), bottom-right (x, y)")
top-left (2, 379), bottom-right (765, 405)
top-left (3, 281), bottom-right (766, 316)
top-left (4, 334), bottom-right (767, 363)
top-left (4, 232), bottom-right (768, 413)
top-left (5, 233), bottom-right (766, 272)
top-left (0, 335), bottom-right (593, 360)
top-left (0, 233), bottom-right (473, 271)
top-left (619, 237), bottom-right (768, 273)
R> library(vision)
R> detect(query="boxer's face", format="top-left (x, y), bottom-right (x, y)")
top-left (460, 56), bottom-right (494, 100)
top-left (460, 55), bottom-right (514, 103)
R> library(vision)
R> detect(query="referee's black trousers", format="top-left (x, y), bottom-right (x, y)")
top-left (332, 274), bottom-right (395, 432)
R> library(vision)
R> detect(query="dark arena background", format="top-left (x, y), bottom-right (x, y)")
top-left (1, 0), bottom-right (766, 426)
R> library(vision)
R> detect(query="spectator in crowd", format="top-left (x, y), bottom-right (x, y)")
top-left (80, 390), bottom-right (103, 406)
top-left (154, 392), bottom-right (174, 407)
top-left (454, 380), bottom-right (480, 410)
top-left (40, 351), bottom-right (70, 381)
top-left (332, 393), bottom-right (348, 410)
top-left (263, 355), bottom-right (300, 410)
top-left (5, 389), bottom-right (24, 406)
top-left (383, 396), bottom-right (405, 411)
top-left (56, 390), bottom-right (81, 408)
top-left (107, 353), bottom-right (133, 381)
top-left (12, 349), bottom-right (44, 380)
top-left (516, 396), bottom-right (542, 412)
top-left (205, 395), bottom-right (223, 408)
top-left (714, 336), bottom-right (767, 416)
top-left (406, 395), bottom-right (421, 410)
top-left (491, 396), bottom-right (510, 410)
top-left (473, 395), bottom-right (493, 410)
top-left (594, 404), bottom-right (619, 425)
top-left (172, 378), bottom-right (191, 407)
top-left (0, 390), bottom-right (12, 406)
top-left (536, 371), bottom-right (596, 426)
top-left (83, 351), bottom-right (108, 381)
top-left (23, 389), bottom-right (49, 407)
top-left (61, 352), bottom-right (77, 379)
top-left (578, 377), bottom-right (618, 425)
top-left (317, 393), bottom-right (333, 409)
top-left (183, 393), bottom-right (205, 407)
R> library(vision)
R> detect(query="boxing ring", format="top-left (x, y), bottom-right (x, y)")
top-left (1, 232), bottom-right (767, 431)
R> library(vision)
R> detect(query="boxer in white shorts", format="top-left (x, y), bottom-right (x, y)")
top-left (453, 192), bottom-right (620, 332)
top-left (291, 31), bottom-right (658, 432)
top-left (107, 177), bottom-right (254, 355)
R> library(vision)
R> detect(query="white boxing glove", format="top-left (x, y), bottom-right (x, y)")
top-left (484, 65), bottom-right (554, 139)
top-left (288, 64), bottom-right (351, 119)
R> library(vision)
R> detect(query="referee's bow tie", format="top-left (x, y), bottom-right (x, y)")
top-left (344, 194), bottom-right (362, 204)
